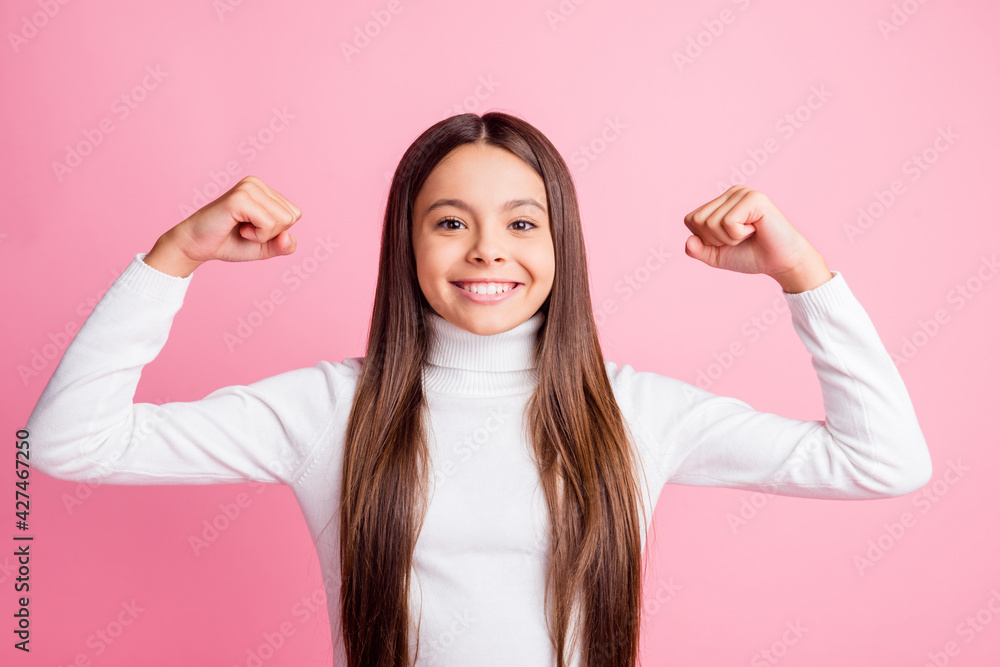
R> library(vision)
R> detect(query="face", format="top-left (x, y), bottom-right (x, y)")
top-left (411, 142), bottom-right (555, 336)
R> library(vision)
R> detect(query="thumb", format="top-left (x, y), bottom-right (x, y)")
top-left (240, 223), bottom-right (259, 242)
top-left (684, 234), bottom-right (716, 267)
top-left (266, 231), bottom-right (296, 257)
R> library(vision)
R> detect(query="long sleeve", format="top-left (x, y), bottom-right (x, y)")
top-left (24, 252), bottom-right (355, 487)
top-left (610, 270), bottom-right (933, 500)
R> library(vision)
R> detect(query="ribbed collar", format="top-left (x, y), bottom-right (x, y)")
top-left (422, 309), bottom-right (545, 397)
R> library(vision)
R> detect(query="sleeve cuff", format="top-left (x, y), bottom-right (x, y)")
top-left (782, 270), bottom-right (858, 320)
top-left (115, 252), bottom-right (194, 307)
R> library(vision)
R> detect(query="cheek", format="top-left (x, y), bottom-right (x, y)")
top-left (522, 242), bottom-right (556, 285)
top-left (413, 239), bottom-right (456, 289)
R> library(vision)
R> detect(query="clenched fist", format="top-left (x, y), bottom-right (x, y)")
top-left (146, 175), bottom-right (301, 278)
top-left (683, 185), bottom-right (833, 293)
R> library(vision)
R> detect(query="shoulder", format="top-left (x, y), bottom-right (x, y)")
top-left (319, 355), bottom-right (365, 380)
top-left (260, 356), bottom-right (365, 484)
top-left (308, 355), bottom-right (365, 398)
top-left (603, 359), bottom-right (699, 401)
top-left (601, 359), bottom-right (708, 490)
top-left (602, 359), bottom-right (733, 430)
top-left (244, 356), bottom-right (364, 413)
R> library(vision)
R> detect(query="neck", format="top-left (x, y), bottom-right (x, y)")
top-left (422, 309), bottom-right (545, 396)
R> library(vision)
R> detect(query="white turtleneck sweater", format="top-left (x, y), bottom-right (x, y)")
top-left (25, 252), bottom-right (932, 666)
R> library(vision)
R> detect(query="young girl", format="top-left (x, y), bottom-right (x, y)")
top-left (26, 111), bottom-right (932, 666)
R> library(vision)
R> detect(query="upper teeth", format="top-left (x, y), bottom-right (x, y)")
top-left (459, 282), bottom-right (516, 294)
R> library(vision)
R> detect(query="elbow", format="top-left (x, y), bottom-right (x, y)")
top-left (21, 417), bottom-right (62, 480)
top-left (22, 411), bottom-right (72, 481)
top-left (32, 449), bottom-right (113, 484)
top-left (24, 423), bottom-right (115, 484)
top-left (876, 447), bottom-right (934, 498)
top-left (32, 451), bottom-right (86, 482)
top-left (26, 436), bottom-right (79, 482)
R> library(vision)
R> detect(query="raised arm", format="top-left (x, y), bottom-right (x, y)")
top-left (611, 186), bottom-right (932, 500)
top-left (612, 268), bottom-right (932, 500)
top-left (23, 176), bottom-right (354, 487)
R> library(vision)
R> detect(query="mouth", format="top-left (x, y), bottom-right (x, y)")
top-left (450, 281), bottom-right (522, 295)
top-left (450, 281), bottom-right (524, 303)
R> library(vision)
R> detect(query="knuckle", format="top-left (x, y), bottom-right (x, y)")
top-left (233, 188), bottom-right (255, 207)
top-left (233, 182), bottom-right (254, 199)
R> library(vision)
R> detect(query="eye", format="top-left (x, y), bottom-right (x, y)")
top-left (436, 217), bottom-right (466, 230)
top-left (434, 217), bottom-right (539, 231)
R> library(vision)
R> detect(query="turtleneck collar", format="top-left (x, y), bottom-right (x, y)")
top-left (422, 309), bottom-right (545, 397)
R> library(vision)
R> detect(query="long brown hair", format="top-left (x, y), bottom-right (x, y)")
top-left (334, 111), bottom-right (648, 666)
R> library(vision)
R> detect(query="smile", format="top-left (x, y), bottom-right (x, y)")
top-left (450, 281), bottom-right (524, 303)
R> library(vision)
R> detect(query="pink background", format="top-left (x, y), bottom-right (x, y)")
top-left (3, 0), bottom-right (999, 664)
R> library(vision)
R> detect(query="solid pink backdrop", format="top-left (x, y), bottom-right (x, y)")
top-left (3, 0), bottom-right (998, 665)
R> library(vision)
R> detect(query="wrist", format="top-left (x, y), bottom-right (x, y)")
top-left (144, 231), bottom-right (204, 279)
top-left (771, 251), bottom-right (833, 294)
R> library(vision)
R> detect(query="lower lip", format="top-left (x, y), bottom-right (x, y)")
top-left (451, 282), bottom-right (523, 304)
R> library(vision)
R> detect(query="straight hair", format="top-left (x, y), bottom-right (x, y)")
top-left (330, 111), bottom-right (649, 666)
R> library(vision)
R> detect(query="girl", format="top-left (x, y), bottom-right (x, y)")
top-left (26, 111), bottom-right (932, 666)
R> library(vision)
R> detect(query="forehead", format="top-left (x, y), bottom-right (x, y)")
top-left (415, 143), bottom-right (547, 209)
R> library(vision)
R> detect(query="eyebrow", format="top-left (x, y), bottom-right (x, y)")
top-left (423, 198), bottom-right (547, 217)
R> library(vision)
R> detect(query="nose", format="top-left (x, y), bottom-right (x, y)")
top-left (467, 225), bottom-right (507, 264)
